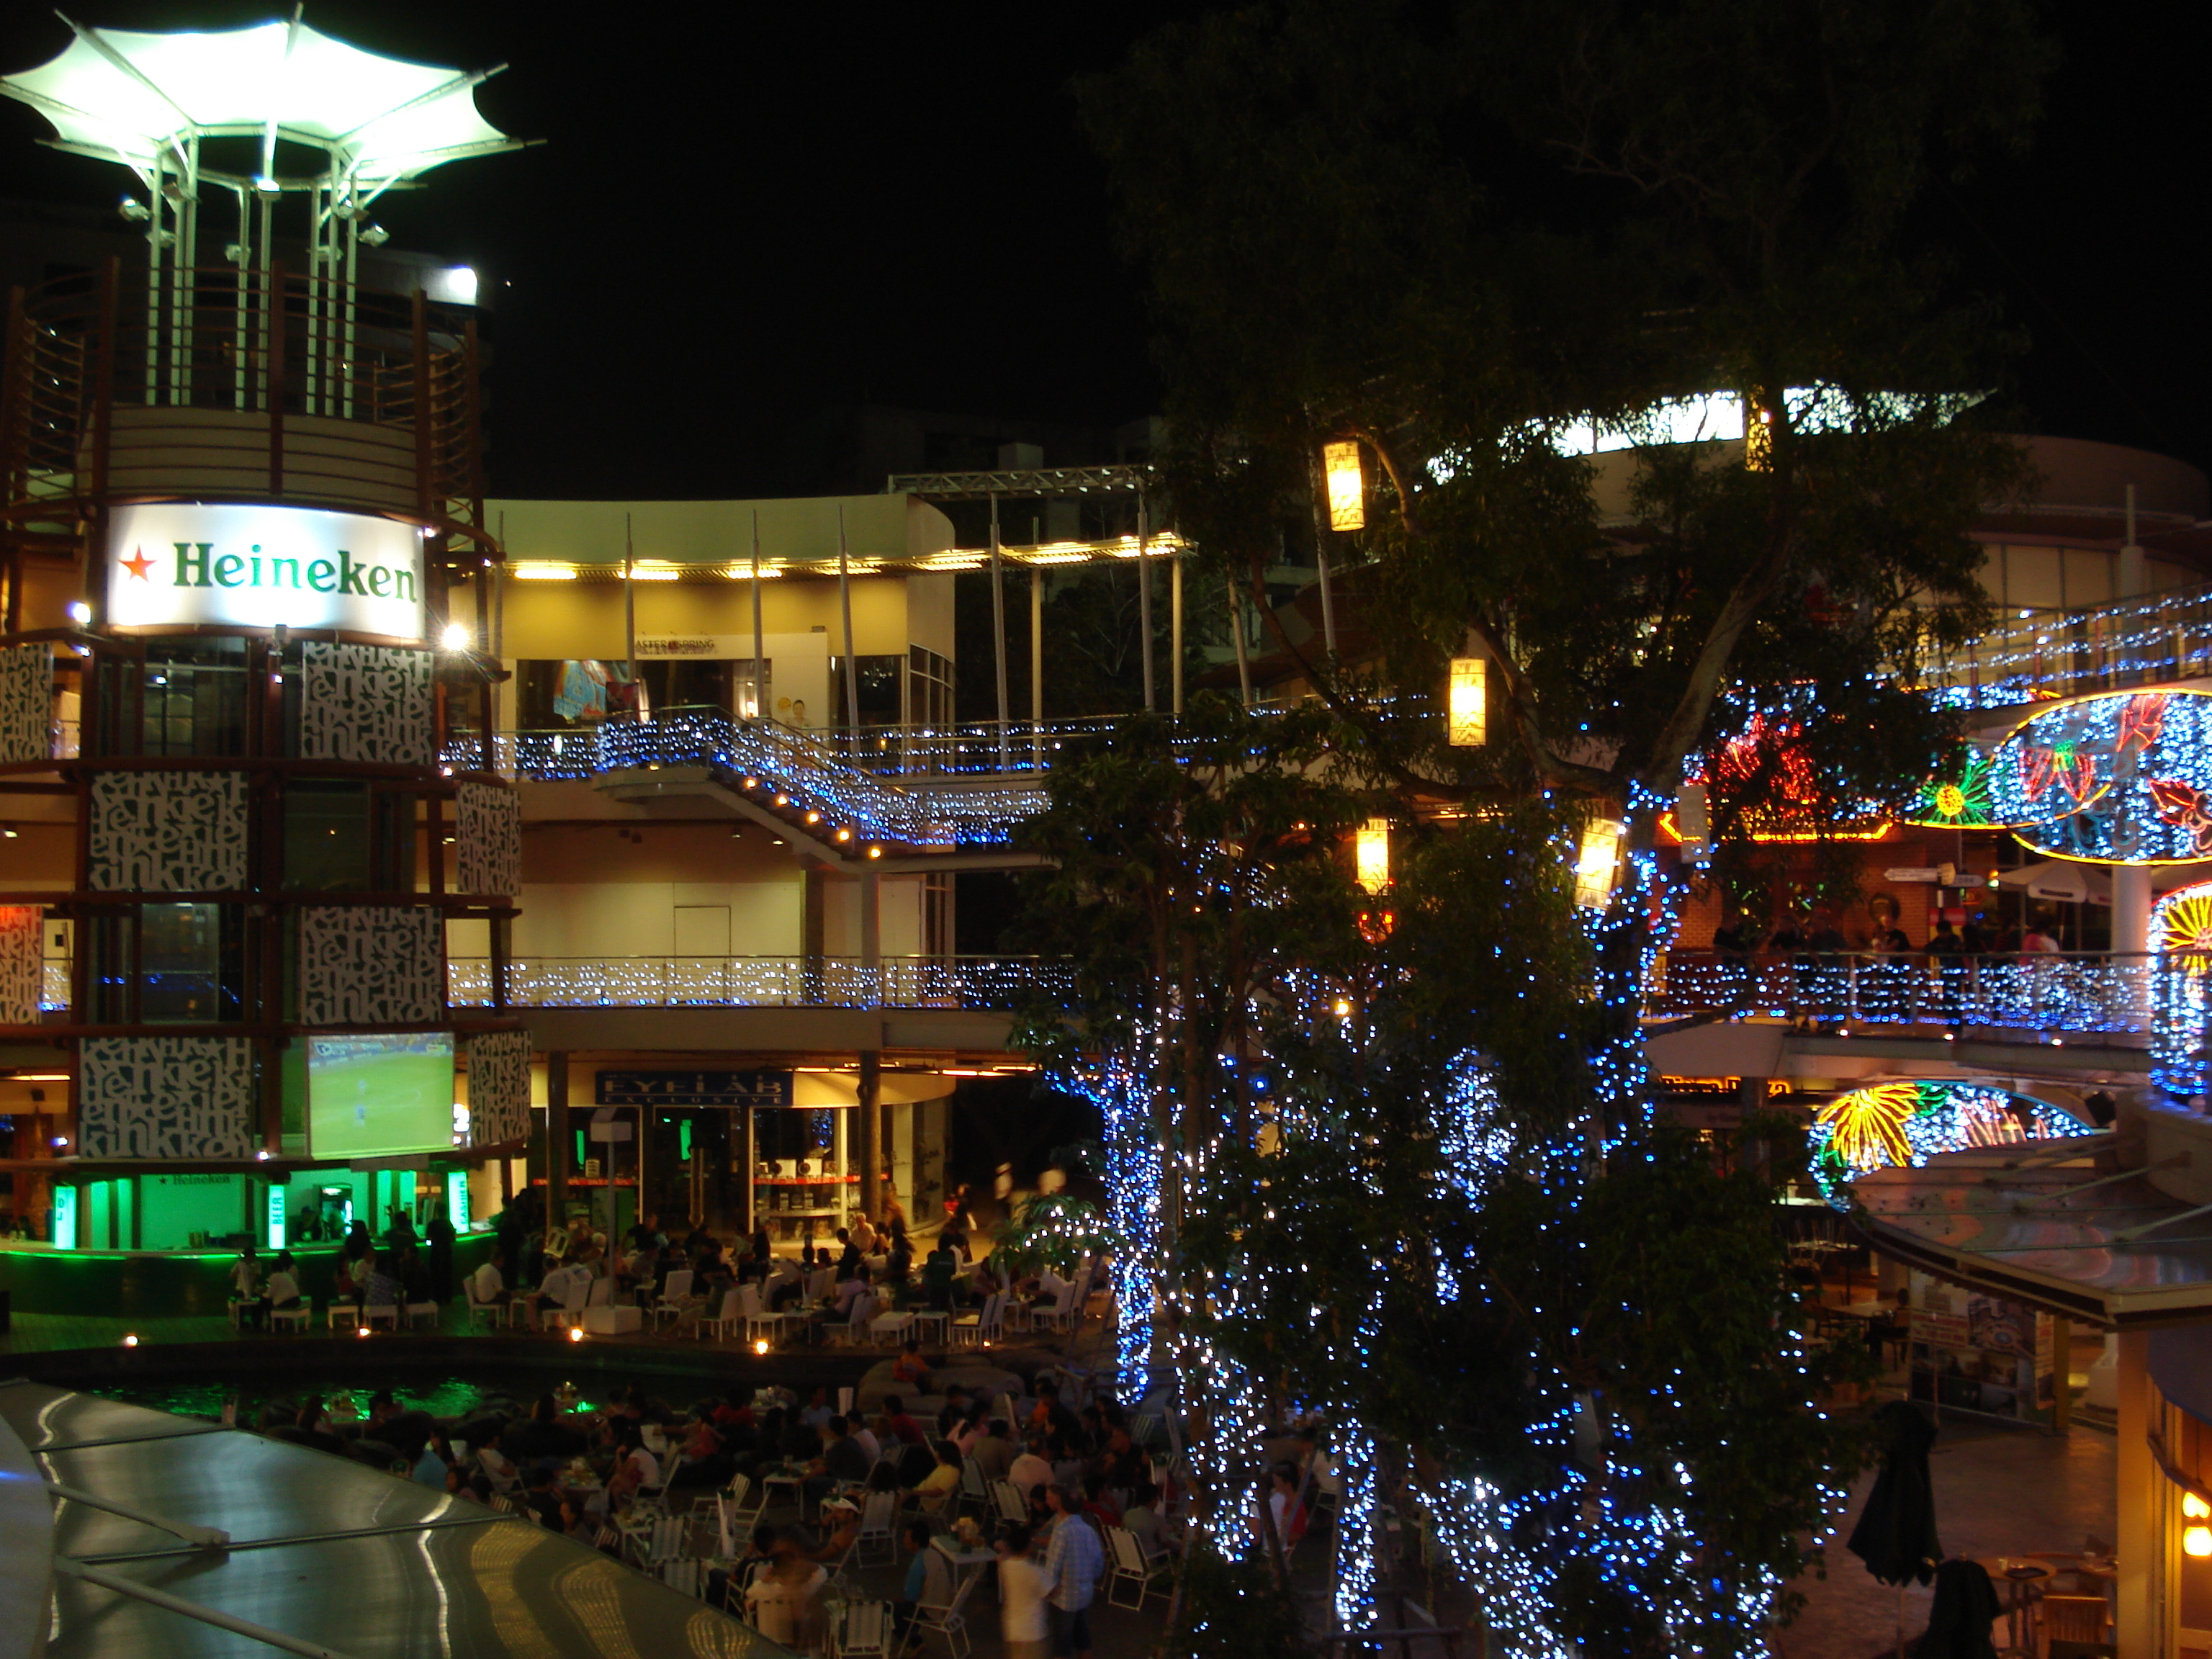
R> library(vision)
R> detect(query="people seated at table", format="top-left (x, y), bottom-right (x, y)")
top-left (918, 1241), bottom-right (958, 1310)
top-left (521, 1256), bottom-right (592, 1330)
top-left (833, 1228), bottom-right (863, 1277)
top-left (265, 1251), bottom-right (302, 1313)
top-left (667, 1412), bottom-right (735, 1491)
top-left (803, 1415), bottom-right (871, 1506)
top-left (1079, 1471), bottom-right (1122, 1529)
top-left (913, 1442), bottom-right (962, 1514)
top-left (502, 1394), bottom-right (590, 1461)
top-left (605, 1424), bottom-right (660, 1508)
top-left (1010, 1433), bottom-right (1053, 1498)
top-left (881, 1395), bottom-right (927, 1447)
top-left (521, 1463), bottom-right (565, 1527)
top-left (973, 1418), bottom-right (1017, 1483)
top-left (798, 1385), bottom-right (835, 1432)
top-left (744, 1539), bottom-right (827, 1647)
top-left (1122, 1481), bottom-right (1173, 1557)
top-left (891, 1339), bottom-right (933, 1390)
top-left (230, 1243), bottom-right (268, 1328)
top-left (893, 1518), bottom-right (953, 1637)
top-left (469, 1249), bottom-right (511, 1312)
top-left (361, 1254), bottom-right (405, 1312)
top-left (850, 1414), bottom-right (884, 1465)
top-left (884, 1237), bottom-right (913, 1285)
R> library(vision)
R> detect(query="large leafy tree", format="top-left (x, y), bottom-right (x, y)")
top-left (1036, 1), bottom-right (2052, 1653)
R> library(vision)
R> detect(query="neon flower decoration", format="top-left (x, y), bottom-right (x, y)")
top-left (1985, 688), bottom-right (2212, 863)
top-left (2152, 881), bottom-right (2212, 1097)
top-left (1901, 743), bottom-right (2005, 827)
top-left (1807, 1081), bottom-right (2093, 1206)
top-left (1673, 690), bottom-right (1889, 842)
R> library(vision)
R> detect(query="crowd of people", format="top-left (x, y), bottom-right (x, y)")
top-left (226, 1354), bottom-right (1234, 1658)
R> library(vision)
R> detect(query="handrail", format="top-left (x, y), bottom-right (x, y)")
top-left (1649, 948), bottom-right (2160, 1038)
top-left (446, 955), bottom-right (1069, 1011)
top-left (1910, 580), bottom-right (2212, 708)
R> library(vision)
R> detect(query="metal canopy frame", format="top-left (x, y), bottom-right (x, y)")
top-left (1, 14), bottom-right (527, 419)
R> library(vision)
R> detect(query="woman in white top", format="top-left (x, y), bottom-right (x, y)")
top-left (994, 1523), bottom-right (1051, 1659)
top-left (744, 1547), bottom-right (827, 1647)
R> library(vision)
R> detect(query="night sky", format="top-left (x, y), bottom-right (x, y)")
top-left (2, 2), bottom-right (2208, 501)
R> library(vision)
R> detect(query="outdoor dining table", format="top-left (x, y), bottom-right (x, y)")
top-left (931, 1534), bottom-right (999, 1592)
top-left (1974, 1556), bottom-right (2054, 1653)
top-left (908, 1309), bottom-right (952, 1347)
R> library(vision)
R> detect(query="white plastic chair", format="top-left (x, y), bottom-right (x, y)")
top-left (740, 1282), bottom-right (795, 1346)
top-left (956, 1457), bottom-right (987, 1516)
top-left (988, 1479), bottom-right (1026, 1528)
top-left (1107, 1524), bottom-right (1172, 1609)
top-left (839, 1599), bottom-right (892, 1659)
top-left (544, 1273), bottom-right (595, 1331)
top-left (477, 1446), bottom-right (525, 1497)
top-left (464, 1277), bottom-right (513, 1331)
top-left (893, 1560), bottom-right (980, 1659)
top-left (269, 1302), bottom-right (312, 1334)
top-left (650, 1269), bottom-right (696, 1332)
top-left (857, 1489), bottom-right (900, 1564)
top-left (825, 1294), bottom-right (876, 1349)
top-left (701, 1285), bottom-right (745, 1341)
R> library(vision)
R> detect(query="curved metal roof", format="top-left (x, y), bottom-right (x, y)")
top-left (1, 18), bottom-right (518, 186)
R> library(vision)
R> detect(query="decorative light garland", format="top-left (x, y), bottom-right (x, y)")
top-left (1806, 1080), bottom-right (2095, 1205)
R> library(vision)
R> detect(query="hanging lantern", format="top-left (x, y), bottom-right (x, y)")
top-left (1448, 657), bottom-right (1487, 747)
top-left (1355, 817), bottom-right (1390, 895)
top-left (1743, 391), bottom-right (1774, 472)
top-left (1323, 441), bottom-right (1365, 532)
top-left (1575, 817), bottom-right (1625, 909)
top-left (2188, 1526), bottom-right (2212, 1560)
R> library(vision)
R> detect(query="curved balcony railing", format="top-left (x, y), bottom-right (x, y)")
top-left (1911, 581), bottom-right (2212, 709)
top-left (1647, 949), bottom-right (2154, 1039)
top-left (449, 710), bottom-right (1049, 846)
top-left (446, 955), bottom-right (1070, 1011)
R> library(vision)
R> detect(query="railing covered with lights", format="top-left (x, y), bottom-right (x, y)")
top-left (1913, 581), bottom-right (2212, 709)
top-left (445, 712), bottom-right (1049, 846)
top-left (1647, 950), bottom-right (2154, 1040)
top-left (447, 955), bottom-right (1070, 1011)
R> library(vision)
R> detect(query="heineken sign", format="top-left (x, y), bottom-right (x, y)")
top-left (105, 503), bottom-right (426, 641)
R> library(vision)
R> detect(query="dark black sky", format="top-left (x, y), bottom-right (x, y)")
top-left (3, 3), bottom-right (2208, 500)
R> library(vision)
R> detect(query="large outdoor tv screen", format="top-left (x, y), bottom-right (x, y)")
top-left (307, 1032), bottom-right (454, 1159)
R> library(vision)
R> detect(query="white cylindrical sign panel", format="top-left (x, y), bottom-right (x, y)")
top-left (105, 503), bottom-right (426, 641)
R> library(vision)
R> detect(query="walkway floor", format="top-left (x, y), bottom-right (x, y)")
top-left (1778, 1408), bottom-right (2115, 1659)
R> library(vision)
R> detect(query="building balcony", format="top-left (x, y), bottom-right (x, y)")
top-left (445, 954), bottom-right (1070, 1012)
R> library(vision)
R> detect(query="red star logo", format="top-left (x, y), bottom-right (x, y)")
top-left (120, 546), bottom-right (155, 582)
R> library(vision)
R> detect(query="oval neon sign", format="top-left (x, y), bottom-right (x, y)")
top-left (1984, 688), bottom-right (2212, 864)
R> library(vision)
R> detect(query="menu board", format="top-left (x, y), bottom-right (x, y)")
top-left (1906, 1271), bottom-right (2057, 1424)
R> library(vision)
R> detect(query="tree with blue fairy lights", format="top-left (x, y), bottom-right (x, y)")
top-left (1046, 0), bottom-right (2054, 1652)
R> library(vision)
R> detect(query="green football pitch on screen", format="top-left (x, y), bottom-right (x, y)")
top-left (307, 1032), bottom-right (455, 1158)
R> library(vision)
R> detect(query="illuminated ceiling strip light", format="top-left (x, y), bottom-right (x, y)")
top-left (508, 563), bottom-right (577, 580)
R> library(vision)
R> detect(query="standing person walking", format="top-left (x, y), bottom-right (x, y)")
top-left (1041, 1485), bottom-right (1101, 1659)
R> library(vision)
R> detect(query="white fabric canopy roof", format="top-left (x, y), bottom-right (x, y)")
top-left (1991, 859), bottom-right (2113, 905)
top-left (0, 19), bottom-right (515, 185)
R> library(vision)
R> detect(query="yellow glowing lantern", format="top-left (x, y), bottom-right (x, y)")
top-left (1575, 817), bottom-right (1624, 909)
top-left (1744, 392), bottom-right (1774, 472)
top-left (1448, 657), bottom-right (1487, 747)
top-left (1323, 441), bottom-right (1365, 532)
top-left (2188, 1526), bottom-right (2212, 1559)
top-left (2186, 1492), bottom-right (2211, 1520)
top-left (1355, 818), bottom-right (1390, 895)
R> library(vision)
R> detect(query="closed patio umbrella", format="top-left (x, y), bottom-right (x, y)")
top-left (1848, 1399), bottom-right (1943, 1586)
top-left (1848, 1398), bottom-right (1946, 1658)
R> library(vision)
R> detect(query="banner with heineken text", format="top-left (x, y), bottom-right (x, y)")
top-left (105, 503), bottom-right (426, 642)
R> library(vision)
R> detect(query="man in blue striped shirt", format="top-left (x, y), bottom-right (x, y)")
top-left (1042, 1484), bottom-right (1102, 1658)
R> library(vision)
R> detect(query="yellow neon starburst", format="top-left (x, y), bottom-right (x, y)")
top-left (1816, 1083), bottom-right (1919, 1173)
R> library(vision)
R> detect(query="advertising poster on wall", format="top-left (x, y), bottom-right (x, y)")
top-left (1907, 1269), bottom-right (2056, 1423)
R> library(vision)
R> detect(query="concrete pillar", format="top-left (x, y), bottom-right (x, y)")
top-left (545, 1051), bottom-right (569, 1223)
top-left (858, 1051), bottom-right (881, 1223)
top-left (2118, 1329), bottom-right (2155, 1659)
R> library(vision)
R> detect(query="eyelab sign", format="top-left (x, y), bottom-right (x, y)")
top-left (105, 503), bottom-right (426, 642)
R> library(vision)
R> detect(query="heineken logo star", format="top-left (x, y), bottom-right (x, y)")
top-left (120, 546), bottom-right (156, 581)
